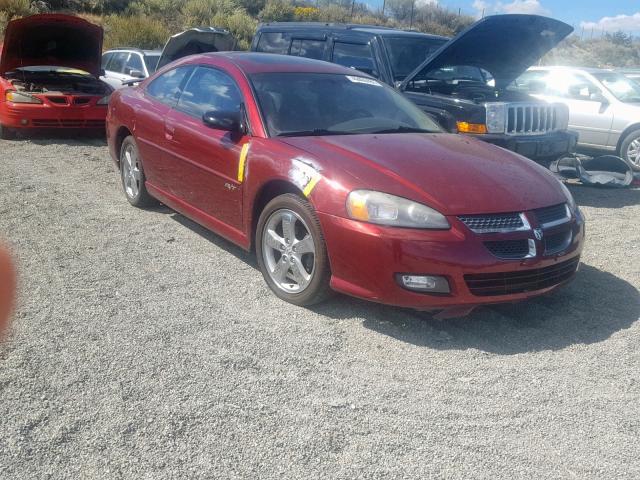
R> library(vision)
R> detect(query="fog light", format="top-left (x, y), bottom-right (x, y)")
top-left (21, 119), bottom-right (28, 125)
top-left (397, 274), bottom-right (450, 294)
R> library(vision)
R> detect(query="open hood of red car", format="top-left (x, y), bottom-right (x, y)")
top-left (0, 14), bottom-right (103, 76)
top-left (156, 27), bottom-right (236, 71)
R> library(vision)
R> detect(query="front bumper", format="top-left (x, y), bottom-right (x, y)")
top-left (319, 210), bottom-right (585, 312)
top-left (0, 99), bottom-right (107, 129)
top-left (475, 130), bottom-right (578, 162)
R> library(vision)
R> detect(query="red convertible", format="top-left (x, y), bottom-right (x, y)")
top-left (0, 14), bottom-right (111, 139)
top-left (106, 53), bottom-right (585, 318)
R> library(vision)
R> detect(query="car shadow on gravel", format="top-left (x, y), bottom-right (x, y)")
top-left (568, 184), bottom-right (640, 208)
top-left (313, 264), bottom-right (639, 355)
top-left (6, 129), bottom-right (107, 146)
top-left (169, 213), bottom-right (258, 268)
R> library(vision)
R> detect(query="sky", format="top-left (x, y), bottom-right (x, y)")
top-left (370, 0), bottom-right (640, 36)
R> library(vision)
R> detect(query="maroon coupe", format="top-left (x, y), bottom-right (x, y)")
top-left (106, 53), bottom-right (585, 318)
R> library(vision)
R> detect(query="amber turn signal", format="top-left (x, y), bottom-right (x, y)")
top-left (456, 122), bottom-right (488, 134)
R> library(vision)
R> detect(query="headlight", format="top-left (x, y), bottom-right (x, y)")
top-left (97, 95), bottom-right (111, 105)
top-left (5, 91), bottom-right (42, 104)
top-left (346, 190), bottom-right (450, 229)
top-left (484, 102), bottom-right (506, 133)
top-left (559, 181), bottom-right (576, 212)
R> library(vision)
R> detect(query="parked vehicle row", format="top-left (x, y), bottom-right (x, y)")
top-left (0, 13), bottom-right (590, 317)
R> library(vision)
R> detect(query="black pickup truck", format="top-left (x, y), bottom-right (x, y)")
top-left (250, 15), bottom-right (578, 165)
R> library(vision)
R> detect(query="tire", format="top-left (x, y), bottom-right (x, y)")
top-left (619, 129), bottom-right (640, 171)
top-left (256, 193), bottom-right (332, 306)
top-left (119, 136), bottom-right (157, 207)
top-left (0, 124), bottom-right (15, 140)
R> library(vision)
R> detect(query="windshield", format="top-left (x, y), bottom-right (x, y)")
top-left (250, 72), bottom-right (442, 138)
top-left (593, 72), bottom-right (640, 103)
top-left (144, 54), bottom-right (160, 73)
top-left (383, 36), bottom-right (448, 81)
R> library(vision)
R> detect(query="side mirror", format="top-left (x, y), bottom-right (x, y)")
top-left (202, 110), bottom-right (242, 133)
top-left (129, 69), bottom-right (145, 79)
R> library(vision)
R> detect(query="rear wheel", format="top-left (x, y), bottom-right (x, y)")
top-left (256, 194), bottom-right (332, 306)
top-left (120, 136), bottom-right (157, 207)
top-left (619, 129), bottom-right (640, 171)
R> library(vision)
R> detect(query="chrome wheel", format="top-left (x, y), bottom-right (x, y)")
top-left (262, 209), bottom-right (316, 293)
top-left (122, 144), bottom-right (141, 199)
top-left (627, 138), bottom-right (640, 168)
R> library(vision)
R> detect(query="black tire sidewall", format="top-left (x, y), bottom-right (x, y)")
top-left (620, 130), bottom-right (640, 171)
top-left (256, 194), bottom-right (331, 306)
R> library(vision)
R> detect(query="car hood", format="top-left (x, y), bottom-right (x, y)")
top-left (280, 133), bottom-right (565, 215)
top-left (400, 14), bottom-right (573, 90)
top-left (0, 14), bottom-right (103, 76)
top-left (157, 27), bottom-right (236, 70)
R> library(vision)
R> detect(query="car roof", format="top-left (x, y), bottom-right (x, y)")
top-left (182, 52), bottom-right (373, 76)
top-left (104, 48), bottom-right (162, 55)
top-left (256, 22), bottom-right (449, 40)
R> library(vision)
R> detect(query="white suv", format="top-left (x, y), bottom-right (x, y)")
top-left (514, 66), bottom-right (640, 170)
top-left (101, 49), bottom-right (161, 89)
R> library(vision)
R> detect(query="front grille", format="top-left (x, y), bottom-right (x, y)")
top-left (464, 256), bottom-right (579, 297)
top-left (458, 212), bottom-right (525, 233)
top-left (46, 96), bottom-right (68, 104)
top-left (506, 104), bottom-right (557, 135)
top-left (534, 203), bottom-right (569, 227)
top-left (484, 239), bottom-right (531, 259)
top-left (31, 119), bottom-right (105, 128)
top-left (544, 230), bottom-right (572, 255)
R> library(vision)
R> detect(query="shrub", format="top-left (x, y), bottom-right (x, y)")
top-left (258, 0), bottom-right (295, 22)
top-left (103, 14), bottom-right (171, 50)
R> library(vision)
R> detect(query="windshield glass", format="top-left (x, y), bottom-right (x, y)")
top-left (593, 72), bottom-right (640, 103)
top-left (384, 36), bottom-right (448, 81)
top-left (144, 54), bottom-right (160, 73)
top-left (250, 72), bottom-right (442, 137)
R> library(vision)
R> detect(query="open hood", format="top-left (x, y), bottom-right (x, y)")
top-left (400, 15), bottom-right (573, 90)
top-left (0, 14), bottom-right (103, 76)
top-left (157, 27), bottom-right (236, 70)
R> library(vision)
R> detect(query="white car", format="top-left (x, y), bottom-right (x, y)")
top-left (514, 66), bottom-right (640, 170)
top-left (100, 48), bottom-right (161, 89)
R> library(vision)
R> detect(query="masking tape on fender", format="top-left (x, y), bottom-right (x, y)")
top-left (237, 143), bottom-right (250, 182)
top-left (302, 176), bottom-right (321, 197)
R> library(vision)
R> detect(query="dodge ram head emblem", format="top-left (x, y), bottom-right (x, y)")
top-left (534, 228), bottom-right (544, 241)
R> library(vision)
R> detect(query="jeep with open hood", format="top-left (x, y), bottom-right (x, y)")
top-left (251, 15), bottom-right (578, 165)
top-left (0, 14), bottom-right (112, 138)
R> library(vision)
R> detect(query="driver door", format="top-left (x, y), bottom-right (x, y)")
top-left (163, 66), bottom-right (248, 230)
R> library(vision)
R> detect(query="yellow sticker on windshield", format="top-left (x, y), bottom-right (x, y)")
top-left (237, 143), bottom-right (250, 182)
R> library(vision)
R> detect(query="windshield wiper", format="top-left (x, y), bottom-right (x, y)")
top-left (371, 126), bottom-right (435, 134)
top-left (276, 129), bottom-right (355, 137)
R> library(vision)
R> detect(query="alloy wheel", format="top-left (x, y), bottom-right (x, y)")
top-left (627, 138), bottom-right (640, 168)
top-left (261, 209), bottom-right (316, 293)
top-left (122, 144), bottom-right (141, 199)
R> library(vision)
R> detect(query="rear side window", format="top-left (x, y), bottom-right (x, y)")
top-left (332, 42), bottom-right (378, 78)
top-left (256, 32), bottom-right (289, 54)
top-left (177, 67), bottom-right (242, 118)
top-left (290, 39), bottom-right (325, 60)
top-left (101, 52), bottom-right (113, 70)
top-left (146, 66), bottom-right (192, 106)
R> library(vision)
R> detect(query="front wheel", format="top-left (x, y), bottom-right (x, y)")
top-left (256, 194), bottom-right (332, 306)
top-left (619, 129), bottom-right (640, 171)
top-left (120, 136), bottom-right (157, 207)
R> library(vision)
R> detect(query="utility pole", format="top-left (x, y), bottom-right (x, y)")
top-left (351, 0), bottom-right (355, 19)
top-left (409, 0), bottom-right (415, 29)
top-left (382, 0), bottom-right (386, 17)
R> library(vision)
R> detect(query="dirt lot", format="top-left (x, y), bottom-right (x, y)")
top-left (0, 133), bottom-right (639, 479)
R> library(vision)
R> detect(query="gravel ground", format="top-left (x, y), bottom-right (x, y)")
top-left (0, 132), bottom-right (639, 479)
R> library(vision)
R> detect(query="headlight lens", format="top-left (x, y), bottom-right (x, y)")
top-left (559, 181), bottom-right (576, 212)
top-left (97, 95), bottom-right (111, 105)
top-left (346, 190), bottom-right (450, 229)
top-left (484, 102), bottom-right (506, 133)
top-left (5, 91), bottom-right (42, 104)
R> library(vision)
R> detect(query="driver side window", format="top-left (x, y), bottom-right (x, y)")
top-left (176, 67), bottom-right (242, 119)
